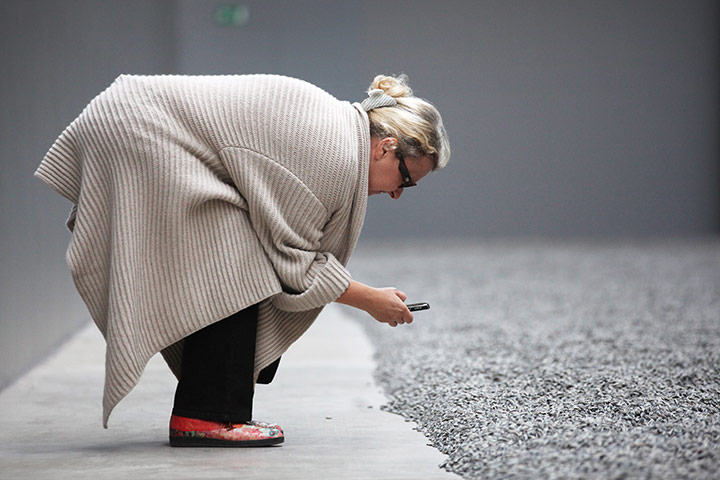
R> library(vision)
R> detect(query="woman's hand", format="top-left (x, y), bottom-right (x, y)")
top-left (335, 281), bottom-right (414, 327)
top-left (366, 287), bottom-right (413, 327)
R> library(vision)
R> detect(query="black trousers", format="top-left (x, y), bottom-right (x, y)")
top-left (172, 304), bottom-right (280, 423)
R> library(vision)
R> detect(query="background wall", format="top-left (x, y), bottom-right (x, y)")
top-left (0, 0), bottom-right (176, 390)
top-left (1, 0), bottom-right (718, 389)
top-left (359, 0), bottom-right (720, 238)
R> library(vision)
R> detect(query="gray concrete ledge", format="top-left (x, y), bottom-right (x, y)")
top-left (0, 304), bottom-right (458, 479)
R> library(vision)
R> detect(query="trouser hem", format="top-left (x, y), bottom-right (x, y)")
top-left (171, 407), bottom-right (252, 424)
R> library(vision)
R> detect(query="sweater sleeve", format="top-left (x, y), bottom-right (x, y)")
top-left (219, 146), bottom-right (352, 312)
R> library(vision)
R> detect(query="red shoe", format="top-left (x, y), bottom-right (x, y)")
top-left (169, 414), bottom-right (284, 447)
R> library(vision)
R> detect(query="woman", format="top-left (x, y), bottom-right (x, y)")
top-left (35, 73), bottom-right (450, 447)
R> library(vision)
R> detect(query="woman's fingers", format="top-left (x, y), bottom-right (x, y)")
top-left (371, 287), bottom-right (415, 327)
top-left (389, 310), bottom-right (413, 328)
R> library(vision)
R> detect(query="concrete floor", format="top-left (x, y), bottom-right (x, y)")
top-left (0, 304), bottom-right (458, 479)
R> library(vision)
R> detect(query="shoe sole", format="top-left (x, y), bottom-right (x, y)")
top-left (169, 435), bottom-right (284, 447)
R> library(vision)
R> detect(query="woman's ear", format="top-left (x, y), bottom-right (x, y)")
top-left (370, 136), bottom-right (387, 162)
top-left (378, 137), bottom-right (398, 155)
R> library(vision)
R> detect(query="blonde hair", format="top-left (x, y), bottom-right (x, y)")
top-left (366, 74), bottom-right (450, 170)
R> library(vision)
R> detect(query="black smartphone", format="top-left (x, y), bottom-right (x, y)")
top-left (407, 302), bottom-right (430, 312)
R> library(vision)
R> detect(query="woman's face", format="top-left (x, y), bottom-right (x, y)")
top-left (368, 137), bottom-right (433, 199)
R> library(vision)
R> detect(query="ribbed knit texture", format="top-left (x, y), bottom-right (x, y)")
top-left (34, 74), bottom-right (370, 427)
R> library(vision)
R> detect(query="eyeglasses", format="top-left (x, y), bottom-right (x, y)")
top-left (396, 149), bottom-right (417, 189)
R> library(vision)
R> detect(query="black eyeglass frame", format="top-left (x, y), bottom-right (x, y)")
top-left (395, 149), bottom-right (417, 189)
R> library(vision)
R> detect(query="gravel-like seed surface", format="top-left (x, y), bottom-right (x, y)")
top-left (345, 239), bottom-right (720, 479)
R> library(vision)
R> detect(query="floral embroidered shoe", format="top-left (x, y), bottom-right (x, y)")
top-left (169, 414), bottom-right (284, 447)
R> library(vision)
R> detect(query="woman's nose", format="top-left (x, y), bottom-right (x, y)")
top-left (388, 189), bottom-right (403, 200)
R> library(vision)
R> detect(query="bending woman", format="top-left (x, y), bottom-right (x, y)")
top-left (35, 73), bottom-right (450, 447)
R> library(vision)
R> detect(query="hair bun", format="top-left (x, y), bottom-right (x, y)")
top-left (370, 74), bottom-right (413, 98)
top-left (365, 73), bottom-right (451, 170)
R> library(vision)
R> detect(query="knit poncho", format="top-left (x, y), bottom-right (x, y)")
top-left (34, 74), bottom-right (370, 427)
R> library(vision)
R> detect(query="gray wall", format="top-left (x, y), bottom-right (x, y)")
top-left (0, 0), bottom-right (176, 390)
top-left (2, 0), bottom-right (718, 389)
top-left (360, 0), bottom-right (720, 238)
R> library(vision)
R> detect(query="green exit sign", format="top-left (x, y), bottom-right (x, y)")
top-left (214, 4), bottom-right (250, 27)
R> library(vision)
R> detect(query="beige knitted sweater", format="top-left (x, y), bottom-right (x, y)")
top-left (35, 74), bottom-right (370, 427)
